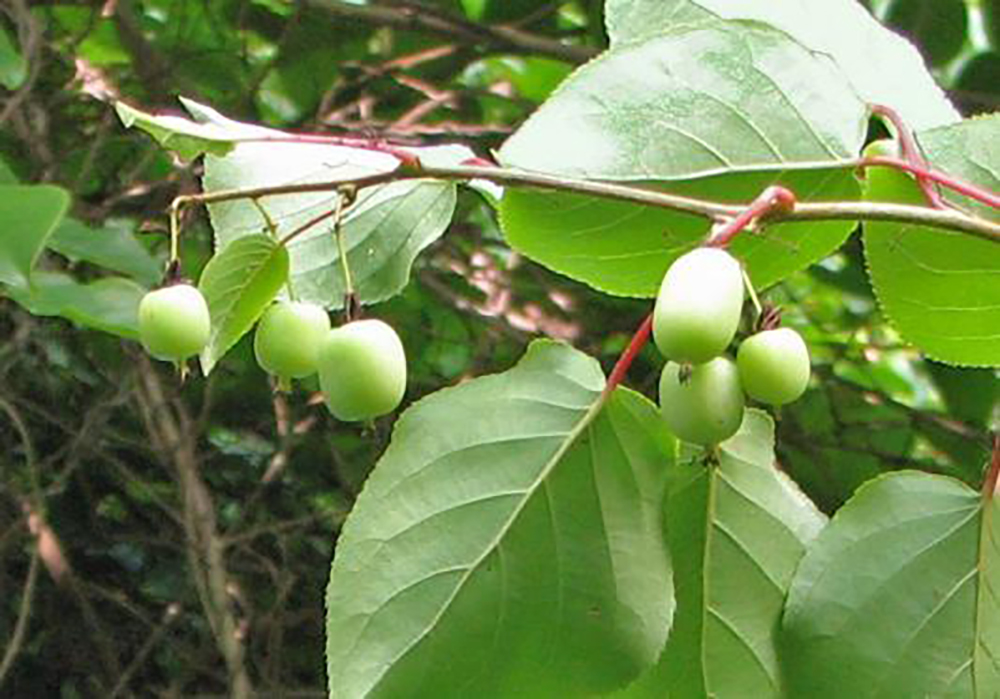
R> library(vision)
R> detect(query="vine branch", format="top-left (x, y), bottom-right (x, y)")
top-left (302, 0), bottom-right (598, 65)
top-left (171, 161), bottom-right (1000, 245)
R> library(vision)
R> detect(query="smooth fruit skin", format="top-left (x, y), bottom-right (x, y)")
top-left (659, 357), bottom-right (745, 446)
top-left (254, 301), bottom-right (331, 379)
top-left (138, 284), bottom-right (211, 361)
top-left (738, 328), bottom-right (810, 406)
top-left (653, 248), bottom-right (745, 364)
top-left (318, 319), bottom-right (406, 421)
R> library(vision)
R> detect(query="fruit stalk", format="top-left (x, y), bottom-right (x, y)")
top-left (706, 185), bottom-right (796, 249)
top-left (604, 313), bottom-right (653, 396)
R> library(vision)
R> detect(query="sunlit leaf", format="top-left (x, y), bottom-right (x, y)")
top-left (604, 0), bottom-right (959, 130)
top-left (501, 21), bottom-right (866, 181)
top-left (498, 19), bottom-right (867, 296)
top-left (326, 341), bottom-right (675, 698)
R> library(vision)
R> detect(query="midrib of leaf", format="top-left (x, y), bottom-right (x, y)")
top-left (872, 566), bottom-right (977, 697)
top-left (700, 460), bottom-right (719, 696)
top-left (357, 392), bottom-right (611, 695)
top-left (206, 242), bottom-right (279, 327)
top-left (701, 464), bottom-right (782, 695)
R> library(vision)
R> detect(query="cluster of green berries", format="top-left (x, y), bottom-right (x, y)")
top-left (652, 248), bottom-right (810, 446)
top-left (137, 284), bottom-right (406, 421)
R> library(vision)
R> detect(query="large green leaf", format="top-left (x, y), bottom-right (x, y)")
top-left (604, 0), bottom-right (959, 131)
top-left (497, 19), bottom-right (867, 297)
top-left (0, 184), bottom-right (71, 287)
top-left (48, 218), bottom-right (163, 287)
top-left (500, 21), bottom-right (866, 181)
top-left (500, 168), bottom-right (859, 297)
top-left (4, 271), bottom-right (144, 338)
top-left (616, 410), bottom-right (826, 698)
top-left (325, 341), bottom-right (675, 698)
top-left (862, 118), bottom-right (1000, 367)
top-left (197, 234), bottom-right (289, 375)
top-left (781, 470), bottom-right (1000, 698)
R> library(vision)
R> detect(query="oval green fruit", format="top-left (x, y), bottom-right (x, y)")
top-left (138, 283), bottom-right (211, 361)
top-left (738, 328), bottom-right (810, 406)
top-left (653, 248), bottom-right (744, 363)
top-left (318, 319), bottom-right (406, 421)
top-left (659, 357), bottom-right (745, 446)
top-left (254, 301), bottom-right (331, 380)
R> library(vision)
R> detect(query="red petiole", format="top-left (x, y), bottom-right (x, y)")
top-left (604, 314), bottom-right (653, 395)
top-left (861, 155), bottom-right (1000, 210)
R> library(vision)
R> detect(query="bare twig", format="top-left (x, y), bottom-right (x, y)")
top-left (303, 0), bottom-right (598, 64)
top-left (134, 357), bottom-right (254, 699)
top-left (0, 546), bottom-right (40, 689)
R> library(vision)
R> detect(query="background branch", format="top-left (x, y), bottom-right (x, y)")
top-left (303, 0), bottom-right (598, 64)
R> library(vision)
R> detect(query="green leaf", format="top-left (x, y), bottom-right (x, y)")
top-left (500, 168), bottom-right (859, 297)
top-left (204, 172), bottom-right (457, 310)
top-left (862, 118), bottom-right (1000, 367)
top-left (325, 341), bottom-right (676, 698)
top-left (616, 410), bottom-right (826, 698)
top-left (0, 184), bottom-right (71, 287)
top-left (781, 470), bottom-right (1000, 698)
top-left (4, 272), bottom-right (145, 338)
top-left (197, 234), bottom-right (289, 375)
top-left (0, 156), bottom-right (18, 184)
top-left (604, 0), bottom-right (959, 131)
top-left (500, 21), bottom-right (866, 181)
top-left (48, 218), bottom-right (163, 287)
top-left (0, 24), bottom-right (26, 90)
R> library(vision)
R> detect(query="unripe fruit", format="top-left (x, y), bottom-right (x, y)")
top-left (318, 319), bottom-right (406, 422)
top-left (653, 248), bottom-right (744, 364)
top-left (254, 301), bottom-right (331, 380)
top-left (659, 357), bottom-right (745, 446)
top-left (138, 283), bottom-right (211, 361)
top-left (738, 328), bottom-right (810, 406)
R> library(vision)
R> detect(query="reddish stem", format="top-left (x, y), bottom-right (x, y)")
top-left (983, 434), bottom-right (1000, 501)
top-left (604, 313), bottom-right (654, 395)
top-left (861, 155), bottom-right (1000, 210)
top-left (869, 104), bottom-right (944, 209)
top-left (460, 156), bottom-right (497, 168)
top-left (706, 185), bottom-right (796, 249)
